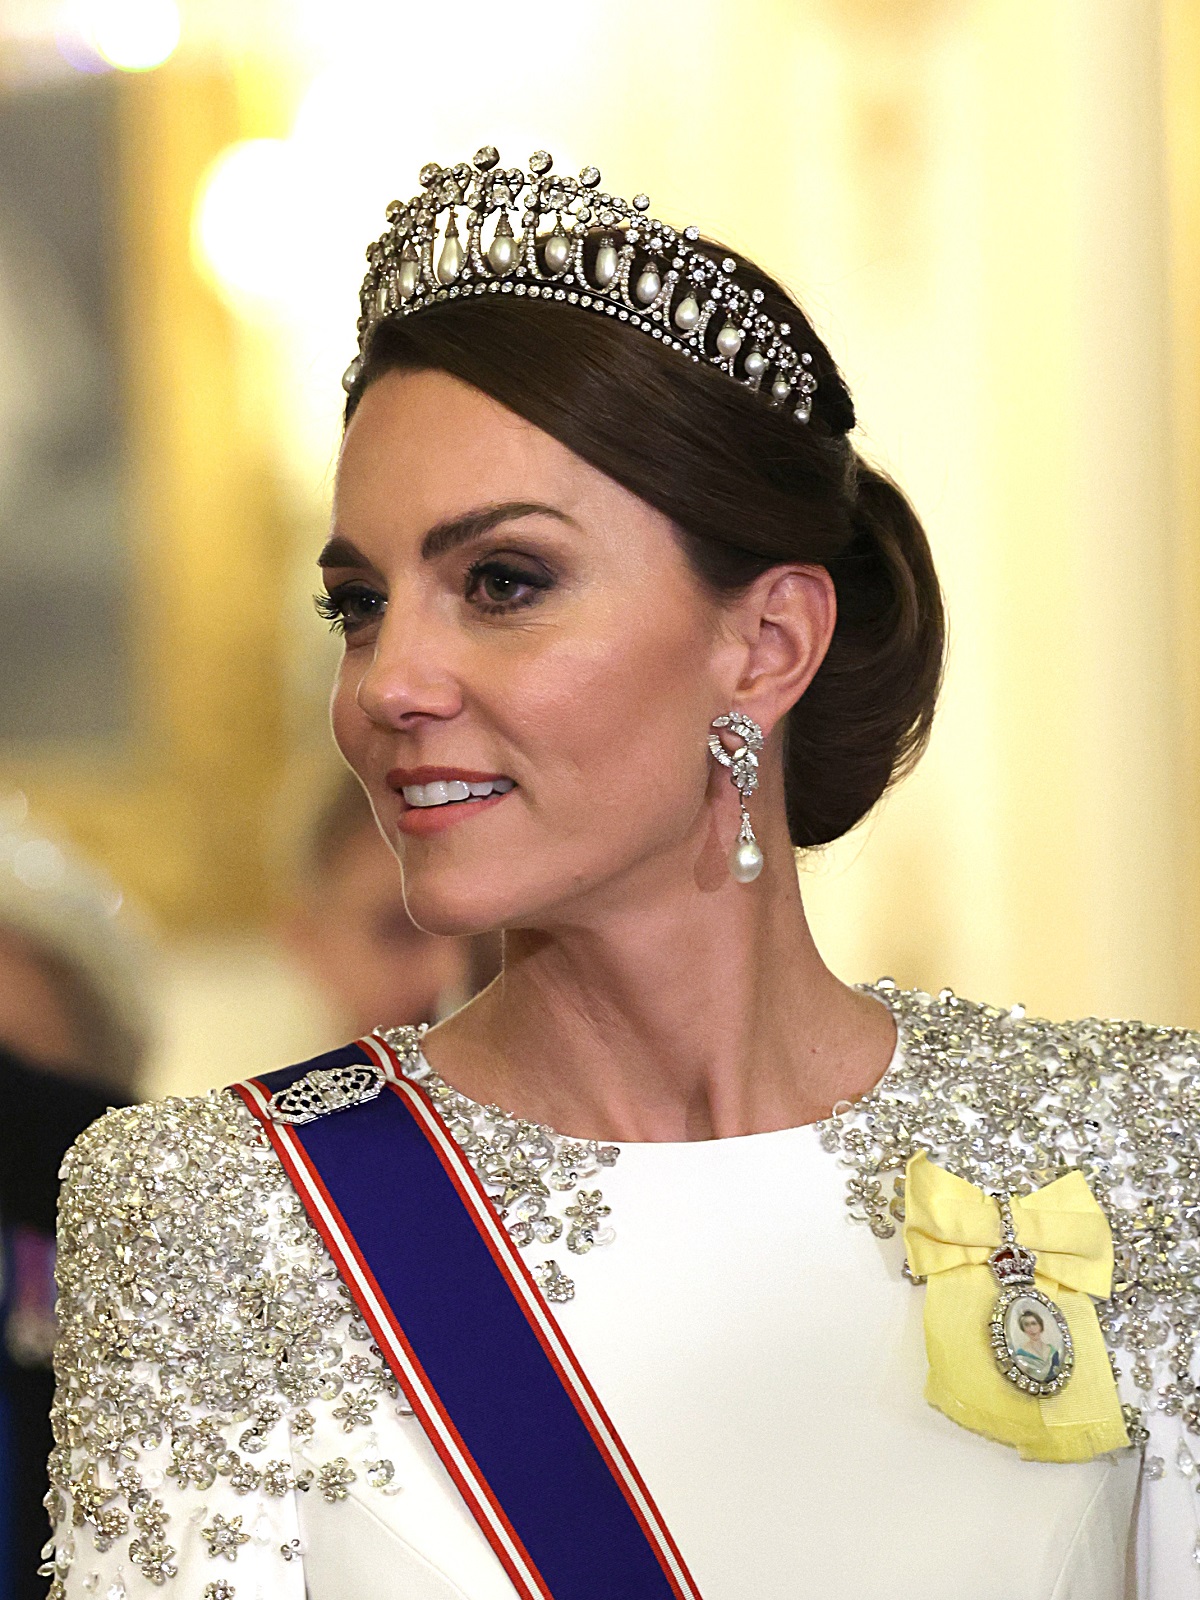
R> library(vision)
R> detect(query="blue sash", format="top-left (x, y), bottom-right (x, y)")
top-left (233, 1036), bottom-right (701, 1600)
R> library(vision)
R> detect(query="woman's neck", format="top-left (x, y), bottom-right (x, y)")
top-left (421, 839), bottom-right (896, 1143)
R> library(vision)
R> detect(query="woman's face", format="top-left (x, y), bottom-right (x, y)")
top-left (326, 368), bottom-right (745, 935)
top-left (1019, 1313), bottom-right (1043, 1341)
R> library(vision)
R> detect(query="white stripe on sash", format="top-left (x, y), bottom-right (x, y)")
top-left (361, 1033), bottom-right (702, 1600)
top-left (237, 1072), bottom-right (553, 1600)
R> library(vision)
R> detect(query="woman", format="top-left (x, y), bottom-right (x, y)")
top-left (1012, 1308), bottom-right (1063, 1386)
top-left (48, 148), bottom-right (1199, 1599)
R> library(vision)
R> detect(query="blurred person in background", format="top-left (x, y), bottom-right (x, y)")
top-left (0, 797), bottom-right (147, 1600)
top-left (279, 767), bottom-right (501, 1037)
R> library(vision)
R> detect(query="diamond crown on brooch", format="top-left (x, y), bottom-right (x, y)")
top-left (345, 145), bottom-right (819, 424)
top-left (987, 1242), bottom-right (1038, 1287)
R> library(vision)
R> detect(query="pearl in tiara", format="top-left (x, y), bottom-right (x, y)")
top-left (344, 145), bottom-right (818, 424)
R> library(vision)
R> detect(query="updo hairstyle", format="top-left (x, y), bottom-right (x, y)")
top-left (346, 235), bottom-right (945, 848)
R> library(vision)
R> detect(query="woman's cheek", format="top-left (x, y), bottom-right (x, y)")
top-left (329, 660), bottom-right (367, 770)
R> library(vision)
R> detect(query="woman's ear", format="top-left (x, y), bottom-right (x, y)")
top-left (724, 565), bottom-right (836, 736)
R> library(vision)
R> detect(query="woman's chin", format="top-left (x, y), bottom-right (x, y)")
top-left (403, 900), bottom-right (502, 940)
top-left (400, 858), bottom-right (600, 938)
top-left (399, 871), bottom-right (520, 939)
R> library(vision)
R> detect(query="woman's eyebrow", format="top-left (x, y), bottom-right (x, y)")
top-left (419, 501), bottom-right (576, 560)
top-left (317, 534), bottom-right (372, 569)
top-left (318, 502), bottom-right (576, 571)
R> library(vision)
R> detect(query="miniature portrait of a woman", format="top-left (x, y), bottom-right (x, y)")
top-left (44, 142), bottom-right (1199, 1600)
top-left (1009, 1304), bottom-right (1064, 1387)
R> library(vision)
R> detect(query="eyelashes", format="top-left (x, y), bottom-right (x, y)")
top-left (313, 584), bottom-right (385, 635)
top-left (315, 555), bottom-right (556, 635)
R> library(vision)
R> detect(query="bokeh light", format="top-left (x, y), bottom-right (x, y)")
top-left (57, 0), bottom-right (180, 75)
top-left (91, 0), bottom-right (179, 71)
top-left (193, 139), bottom-right (304, 312)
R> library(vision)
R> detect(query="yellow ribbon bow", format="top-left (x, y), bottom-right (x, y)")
top-left (903, 1151), bottom-right (1130, 1462)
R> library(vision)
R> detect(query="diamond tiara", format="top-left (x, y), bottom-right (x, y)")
top-left (344, 145), bottom-right (819, 424)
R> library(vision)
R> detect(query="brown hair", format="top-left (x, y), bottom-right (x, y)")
top-left (347, 238), bottom-right (944, 846)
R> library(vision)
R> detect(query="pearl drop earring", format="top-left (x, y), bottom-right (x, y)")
top-left (708, 712), bottom-right (765, 882)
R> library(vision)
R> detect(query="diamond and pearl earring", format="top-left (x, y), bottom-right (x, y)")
top-left (708, 712), bottom-right (765, 882)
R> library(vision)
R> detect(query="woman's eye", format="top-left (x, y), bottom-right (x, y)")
top-left (314, 584), bottom-right (386, 635)
top-left (479, 570), bottom-right (525, 604)
top-left (465, 558), bottom-right (553, 613)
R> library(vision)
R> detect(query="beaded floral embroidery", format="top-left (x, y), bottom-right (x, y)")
top-left (378, 1024), bottom-right (621, 1297)
top-left (821, 983), bottom-right (1200, 1461)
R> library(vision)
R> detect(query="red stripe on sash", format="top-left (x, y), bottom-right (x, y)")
top-left (233, 1074), bottom-right (554, 1600)
top-left (362, 1033), bottom-right (702, 1600)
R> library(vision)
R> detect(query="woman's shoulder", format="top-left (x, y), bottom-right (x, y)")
top-left (58, 1088), bottom-right (295, 1273)
top-left (870, 979), bottom-right (1199, 1121)
top-left (54, 1086), bottom-right (317, 1391)
top-left (56, 1085), bottom-right (324, 1352)
top-left (821, 986), bottom-right (1200, 1468)
top-left (845, 982), bottom-right (1198, 1195)
top-left (840, 983), bottom-right (1199, 1369)
top-left (51, 1083), bottom-right (380, 1589)
top-left (838, 981), bottom-right (1198, 1249)
top-left (63, 1084), bottom-right (271, 1193)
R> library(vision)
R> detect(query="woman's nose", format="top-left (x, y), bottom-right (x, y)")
top-left (353, 612), bottom-right (463, 728)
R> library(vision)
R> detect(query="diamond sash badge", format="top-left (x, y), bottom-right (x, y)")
top-left (265, 1062), bottom-right (387, 1125)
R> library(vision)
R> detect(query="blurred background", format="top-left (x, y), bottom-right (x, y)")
top-left (0, 0), bottom-right (1196, 1100)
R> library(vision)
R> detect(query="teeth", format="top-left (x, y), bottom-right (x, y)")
top-left (402, 778), bottom-right (515, 808)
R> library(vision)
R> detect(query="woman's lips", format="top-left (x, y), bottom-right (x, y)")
top-left (394, 789), bottom-right (511, 836)
top-left (385, 767), bottom-right (517, 837)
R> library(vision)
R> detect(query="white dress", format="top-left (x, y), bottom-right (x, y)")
top-left (47, 986), bottom-right (1200, 1598)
